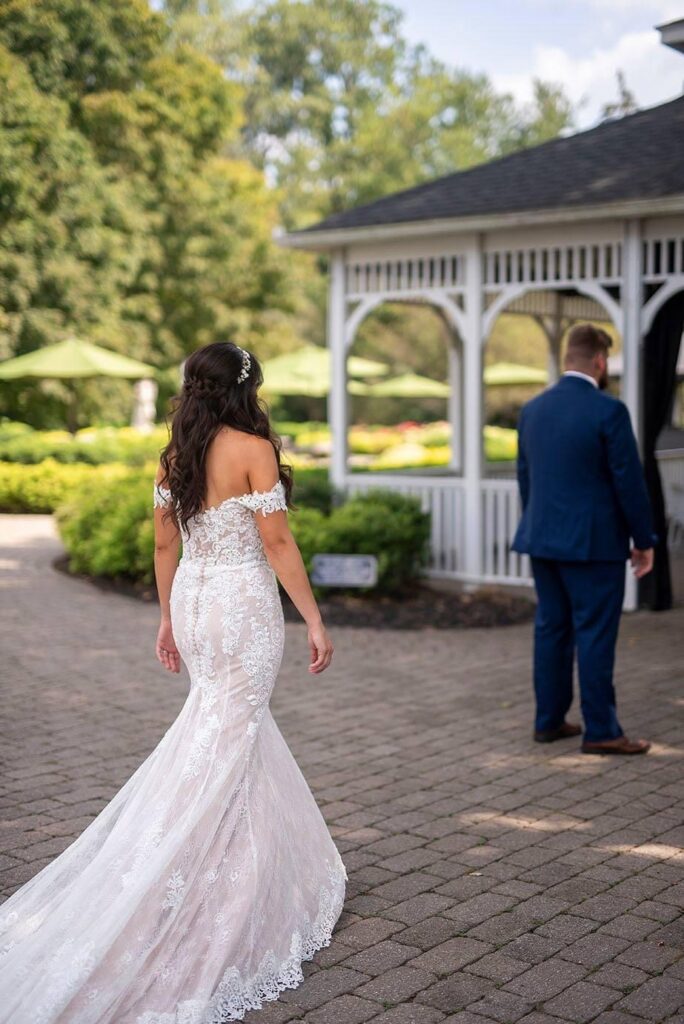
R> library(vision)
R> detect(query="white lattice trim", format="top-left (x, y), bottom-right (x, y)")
top-left (237, 480), bottom-right (287, 516)
top-left (153, 483), bottom-right (173, 509)
top-left (136, 867), bottom-right (346, 1024)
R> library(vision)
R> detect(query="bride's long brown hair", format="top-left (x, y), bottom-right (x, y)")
top-left (159, 341), bottom-right (293, 530)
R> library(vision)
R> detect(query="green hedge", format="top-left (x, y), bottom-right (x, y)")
top-left (54, 472), bottom-right (429, 594)
top-left (0, 421), bottom-right (166, 466)
top-left (291, 489), bottom-right (430, 594)
top-left (0, 459), bottom-right (131, 513)
top-left (56, 471), bottom-right (156, 583)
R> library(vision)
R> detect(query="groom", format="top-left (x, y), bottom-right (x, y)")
top-left (512, 323), bottom-right (655, 755)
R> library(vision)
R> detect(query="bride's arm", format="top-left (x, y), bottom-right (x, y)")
top-left (248, 440), bottom-right (334, 675)
top-left (153, 467), bottom-right (182, 674)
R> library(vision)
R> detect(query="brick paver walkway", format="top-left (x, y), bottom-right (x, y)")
top-left (1, 514), bottom-right (683, 1024)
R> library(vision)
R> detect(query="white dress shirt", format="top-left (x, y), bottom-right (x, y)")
top-left (563, 370), bottom-right (598, 388)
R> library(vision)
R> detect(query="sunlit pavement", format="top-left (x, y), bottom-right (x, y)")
top-left (1, 514), bottom-right (683, 1024)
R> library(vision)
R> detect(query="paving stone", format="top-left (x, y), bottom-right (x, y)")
top-left (366, 1007), bottom-right (446, 1024)
top-left (397, 918), bottom-right (464, 951)
top-left (303, 994), bottom-right (380, 1024)
top-left (590, 962), bottom-right (650, 993)
top-left (616, 940), bottom-right (682, 974)
top-left (465, 989), bottom-right (536, 1022)
top-left (385, 894), bottom-right (454, 926)
top-left (341, 940), bottom-right (421, 977)
top-left (415, 974), bottom-right (495, 1013)
top-left (337, 918), bottom-right (404, 949)
top-left (616, 976), bottom-right (684, 1020)
top-left (542, 981), bottom-right (618, 1022)
top-left (598, 915), bottom-right (661, 942)
top-left (2, 516), bottom-right (684, 1024)
top-left (408, 937), bottom-right (495, 975)
top-left (505, 958), bottom-right (588, 1001)
top-left (280, 968), bottom-right (370, 1009)
top-left (354, 966), bottom-right (436, 1004)
top-left (559, 933), bottom-right (630, 967)
top-left (464, 951), bottom-right (530, 983)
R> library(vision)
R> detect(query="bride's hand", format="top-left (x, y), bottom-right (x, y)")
top-left (156, 619), bottom-right (180, 673)
top-left (307, 621), bottom-right (333, 674)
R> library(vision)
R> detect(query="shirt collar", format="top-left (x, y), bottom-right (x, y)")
top-left (563, 370), bottom-right (598, 389)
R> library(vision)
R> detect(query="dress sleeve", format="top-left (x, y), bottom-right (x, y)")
top-left (153, 482), bottom-right (173, 509)
top-left (239, 479), bottom-right (288, 516)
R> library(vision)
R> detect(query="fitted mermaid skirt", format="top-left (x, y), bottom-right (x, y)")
top-left (0, 481), bottom-right (346, 1023)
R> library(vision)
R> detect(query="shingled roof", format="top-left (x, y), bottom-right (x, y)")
top-left (297, 95), bottom-right (684, 236)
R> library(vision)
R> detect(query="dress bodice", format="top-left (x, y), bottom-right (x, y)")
top-left (154, 479), bottom-right (287, 568)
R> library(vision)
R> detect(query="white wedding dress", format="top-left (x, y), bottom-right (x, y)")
top-left (0, 479), bottom-right (346, 1024)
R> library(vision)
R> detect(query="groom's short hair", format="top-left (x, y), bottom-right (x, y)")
top-left (565, 323), bottom-right (612, 364)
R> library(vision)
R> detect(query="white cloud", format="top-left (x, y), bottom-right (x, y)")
top-left (492, 28), bottom-right (684, 127)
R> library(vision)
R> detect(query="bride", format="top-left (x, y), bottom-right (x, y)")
top-left (0, 341), bottom-right (346, 1023)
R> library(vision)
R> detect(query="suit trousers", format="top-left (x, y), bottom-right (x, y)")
top-left (530, 558), bottom-right (626, 742)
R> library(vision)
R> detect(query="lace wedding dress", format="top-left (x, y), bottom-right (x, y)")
top-left (0, 479), bottom-right (346, 1024)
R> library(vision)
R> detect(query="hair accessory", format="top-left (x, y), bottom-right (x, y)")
top-left (235, 346), bottom-right (251, 384)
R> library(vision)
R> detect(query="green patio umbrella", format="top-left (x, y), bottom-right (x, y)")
top-left (0, 337), bottom-right (155, 380)
top-left (0, 337), bottom-right (156, 431)
top-left (261, 344), bottom-right (388, 397)
top-left (354, 372), bottom-right (451, 398)
top-left (484, 362), bottom-right (548, 386)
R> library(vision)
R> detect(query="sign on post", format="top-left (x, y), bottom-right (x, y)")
top-left (310, 554), bottom-right (378, 588)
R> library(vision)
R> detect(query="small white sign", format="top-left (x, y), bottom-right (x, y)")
top-left (311, 554), bottom-right (378, 588)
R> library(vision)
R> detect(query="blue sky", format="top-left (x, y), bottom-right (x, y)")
top-left (395, 0), bottom-right (684, 127)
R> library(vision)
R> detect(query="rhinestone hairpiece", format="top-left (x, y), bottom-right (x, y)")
top-left (236, 346), bottom-right (251, 384)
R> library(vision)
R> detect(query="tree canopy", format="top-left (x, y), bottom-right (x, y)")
top-left (0, 0), bottom-right (580, 426)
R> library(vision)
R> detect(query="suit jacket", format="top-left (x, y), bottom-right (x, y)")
top-left (511, 374), bottom-right (655, 562)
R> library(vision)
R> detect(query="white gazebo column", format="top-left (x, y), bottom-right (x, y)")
top-left (328, 249), bottom-right (348, 490)
top-left (447, 342), bottom-right (462, 472)
top-left (622, 218), bottom-right (643, 611)
top-left (462, 237), bottom-right (484, 581)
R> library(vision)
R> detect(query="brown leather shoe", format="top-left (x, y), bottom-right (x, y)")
top-left (534, 722), bottom-right (582, 743)
top-left (581, 736), bottom-right (651, 756)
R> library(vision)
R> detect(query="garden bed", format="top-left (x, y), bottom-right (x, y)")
top-left (53, 555), bottom-right (534, 629)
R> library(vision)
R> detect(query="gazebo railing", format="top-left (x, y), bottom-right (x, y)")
top-left (343, 474), bottom-right (532, 586)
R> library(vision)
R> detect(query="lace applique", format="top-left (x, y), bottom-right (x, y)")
top-left (237, 479), bottom-right (287, 516)
top-left (153, 482), bottom-right (173, 509)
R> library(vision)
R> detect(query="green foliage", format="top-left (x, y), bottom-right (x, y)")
top-left (0, 421), bottom-right (166, 464)
top-left (53, 466), bottom-right (428, 595)
top-left (291, 467), bottom-right (335, 514)
top-left (225, 0), bottom-right (576, 227)
top-left (56, 470), bottom-right (155, 581)
top-left (291, 489), bottom-right (430, 594)
top-left (0, 459), bottom-right (128, 512)
top-left (0, 0), bottom-right (296, 429)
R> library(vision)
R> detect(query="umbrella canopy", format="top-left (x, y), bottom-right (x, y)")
top-left (483, 362), bottom-right (548, 386)
top-left (355, 372), bottom-right (451, 398)
top-left (0, 338), bottom-right (156, 380)
top-left (261, 344), bottom-right (388, 397)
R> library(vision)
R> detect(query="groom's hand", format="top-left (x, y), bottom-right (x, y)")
top-left (630, 547), bottom-right (654, 579)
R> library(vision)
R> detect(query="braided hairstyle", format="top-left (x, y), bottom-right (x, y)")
top-left (159, 341), bottom-right (293, 530)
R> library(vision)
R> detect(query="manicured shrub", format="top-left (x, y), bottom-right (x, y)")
top-left (0, 423), bottom-right (166, 466)
top-left (55, 469), bottom-right (429, 596)
top-left (0, 459), bottom-right (129, 512)
top-left (290, 489), bottom-right (430, 594)
top-left (56, 471), bottom-right (156, 583)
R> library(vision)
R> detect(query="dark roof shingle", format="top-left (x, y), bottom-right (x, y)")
top-left (301, 95), bottom-right (684, 234)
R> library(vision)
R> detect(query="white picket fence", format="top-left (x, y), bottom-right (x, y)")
top-left (345, 448), bottom-right (684, 587)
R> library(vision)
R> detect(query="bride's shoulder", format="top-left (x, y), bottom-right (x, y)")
top-left (212, 429), bottom-right (274, 463)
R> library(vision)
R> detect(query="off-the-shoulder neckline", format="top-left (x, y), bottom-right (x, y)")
top-left (195, 479), bottom-right (284, 516)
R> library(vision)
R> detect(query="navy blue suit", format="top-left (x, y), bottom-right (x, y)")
top-left (512, 374), bottom-right (655, 742)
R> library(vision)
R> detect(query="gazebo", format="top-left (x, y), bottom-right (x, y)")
top-left (281, 21), bottom-right (684, 610)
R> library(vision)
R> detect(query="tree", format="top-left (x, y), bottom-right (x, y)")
top-left (0, 0), bottom-right (296, 390)
top-left (601, 70), bottom-right (638, 121)
top-left (225, 0), bottom-right (575, 228)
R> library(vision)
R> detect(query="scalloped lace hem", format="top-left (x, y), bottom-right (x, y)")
top-left (136, 878), bottom-right (346, 1024)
